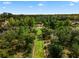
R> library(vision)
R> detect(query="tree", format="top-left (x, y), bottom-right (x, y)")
top-left (48, 43), bottom-right (63, 58)
top-left (8, 17), bottom-right (16, 26)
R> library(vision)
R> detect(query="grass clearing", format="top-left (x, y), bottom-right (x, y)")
top-left (35, 28), bottom-right (42, 35)
top-left (33, 38), bottom-right (44, 58)
top-left (32, 27), bottom-right (44, 58)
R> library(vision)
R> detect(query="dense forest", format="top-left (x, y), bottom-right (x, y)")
top-left (0, 12), bottom-right (79, 58)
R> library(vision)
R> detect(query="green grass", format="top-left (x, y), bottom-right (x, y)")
top-left (33, 38), bottom-right (44, 58)
top-left (32, 28), bottom-right (44, 58)
top-left (35, 28), bottom-right (42, 35)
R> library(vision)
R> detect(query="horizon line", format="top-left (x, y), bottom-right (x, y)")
top-left (1, 12), bottom-right (79, 15)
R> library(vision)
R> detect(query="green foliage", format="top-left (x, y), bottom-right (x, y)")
top-left (48, 43), bottom-right (63, 58)
top-left (0, 13), bottom-right (79, 58)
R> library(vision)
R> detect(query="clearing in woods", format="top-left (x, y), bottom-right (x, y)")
top-left (32, 28), bottom-right (44, 58)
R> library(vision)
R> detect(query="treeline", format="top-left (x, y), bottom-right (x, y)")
top-left (0, 12), bottom-right (79, 58)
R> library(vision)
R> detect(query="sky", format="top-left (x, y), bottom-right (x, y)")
top-left (0, 1), bottom-right (79, 14)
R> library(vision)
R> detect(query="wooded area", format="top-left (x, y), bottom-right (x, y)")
top-left (0, 12), bottom-right (79, 58)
